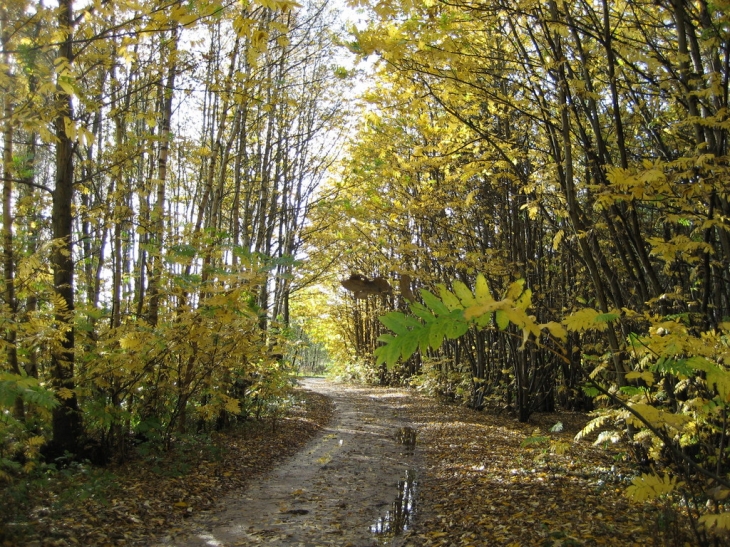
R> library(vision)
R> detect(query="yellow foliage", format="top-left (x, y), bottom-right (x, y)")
top-left (575, 414), bottom-right (611, 442)
top-left (700, 512), bottom-right (730, 532)
top-left (56, 387), bottom-right (75, 400)
top-left (626, 473), bottom-right (681, 502)
top-left (625, 371), bottom-right (655, 387)
top-left (624, 403), bottom-right (691, 432)
top-left (562, 308), bottom-right (605, 332)
top-left (474, 274), bottom-right (493, 305)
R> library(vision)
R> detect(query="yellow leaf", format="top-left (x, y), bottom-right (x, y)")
top-left (58, 79), bottom-right (74, 96)
top-left (63, 116), bottom-right (76, 140)
top-left (700, 512), bottom-right (730, 531)
top-left (27, 436), bottom-right (45, 447)
top-left (276, 0), bottom-right (302, 12)
top-left (563, 308), bottom-right (604, 332)
top-left (625, 370), bottom-right (655, 387)
top-left (505, 279), bottom-right (525, 301)
top-left (464, 300), bottom-right (499, 321)
top-left (552, 229), bottom-right (564, 251)
top-left (119, 335), bottom-right (142, 350)
top-left (474, 274), bottom-right (492, 305)
top-left (626, 472), bottom-right (680, 502)
top-left (223, 395), bottom-right (241, 414)
top-left (515, 287), bottom-right (531, 310)
top-left (179, 13), bottom-right (197, 26)
top-left (57, 387), bottom-right (75, 400)
top-left (626, 403), bottom-right (690, 430)
top-left (687, 357), bottom-right (730, 402)
top-left (542, 321), bottom-right (567, 341)
top-left (252, 29), bottom-right (268, 49)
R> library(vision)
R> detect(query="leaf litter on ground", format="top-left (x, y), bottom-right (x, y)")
top-left (395, 394), bottom-right (694, 546)
top-left (3, 383), bottom-right (697, 546)
top-left (1, 389), bottom-right (333, 547)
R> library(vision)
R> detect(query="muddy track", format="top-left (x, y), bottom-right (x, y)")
top-left (158, 378), bottom-right (420, 547)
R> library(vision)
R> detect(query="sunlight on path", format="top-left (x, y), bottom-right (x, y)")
top-left (157, 378), bottom-right (420, 547)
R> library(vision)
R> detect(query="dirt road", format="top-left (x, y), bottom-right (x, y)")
top-left (159, 378), bottom-right (420, 547)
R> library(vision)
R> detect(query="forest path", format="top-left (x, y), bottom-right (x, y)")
top-left (159, 378), bottom-right (420, 547)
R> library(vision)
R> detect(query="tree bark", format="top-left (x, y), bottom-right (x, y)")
top-left (50, 0), bottom-right (82, 456)
top-left (1, 6), bottom-right (24, 420)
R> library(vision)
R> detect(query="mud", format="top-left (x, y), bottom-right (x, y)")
top-left (157, 378), bottom-right (420, 547)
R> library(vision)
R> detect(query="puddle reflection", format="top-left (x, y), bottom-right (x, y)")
top-left (370, 469), bottom-right (417, 538)
top-left (395, 426), bottom-right (417, 452)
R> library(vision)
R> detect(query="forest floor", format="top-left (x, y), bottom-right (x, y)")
top-left (3, 379), bottom-right (694, 547)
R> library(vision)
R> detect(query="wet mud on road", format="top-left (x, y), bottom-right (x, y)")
top-left (158, 378), bottom-right (421, 547)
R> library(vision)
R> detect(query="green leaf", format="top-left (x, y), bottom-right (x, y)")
top-left (411, 302), bottom-right (435, 322)
top-left (376, 333), bottom-right (396, 344)
top-left (0, 373), bottom-right (58, 411)
top-left (595, 312), bottom-right (619, 324)
top-left (419, 323), bottom-right (432, 354)
top-left (437, 284), bottom-right (461, 311)
top-left (379, 312), bottom-right (412, 336)
top-left (495, 309), bottom-right (509, 330)
top-left (374, 334), bottom-right (401, 367)
top-left (421, 289), bottom-right (450, 315)
top-left (452, 280), bottom-right (476, 307)
top-left (521, 435), bottom-right (549, 447)
top-left (429, 318), bottom-right (448, 349)
top-left (475, 311), bottom-right (493, 328)
top-left (400, 330), bottom-right (421, 361)
top-left (687, 357), bottom-right (730, 402)
top-left (445, 312), bottom-right (469, 339)
top-left (651, 357), bottom-right (693, 376)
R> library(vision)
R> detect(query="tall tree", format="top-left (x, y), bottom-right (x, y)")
top-left (49, 0), bottom-right (83, 455)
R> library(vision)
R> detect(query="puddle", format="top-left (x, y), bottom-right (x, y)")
top-left (370, 469), bottom-right (417, 539)
top-left (395, 426), bottom-right (417, 452)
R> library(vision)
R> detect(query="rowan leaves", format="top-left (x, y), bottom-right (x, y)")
top-left (626, 473), bottom-right (682, 502)
top-left (376, 276), bottom-right (566, 367)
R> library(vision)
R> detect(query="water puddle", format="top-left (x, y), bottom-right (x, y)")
top-left (370, 469), bottom-right (418, 539)
top-left (395, 426), bottom-right (417, 452)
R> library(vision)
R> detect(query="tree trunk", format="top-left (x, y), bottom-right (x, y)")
top-left (1, 6), bottom-right (24, 420)
top-left (50, 0), bottom-right (82, 457)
